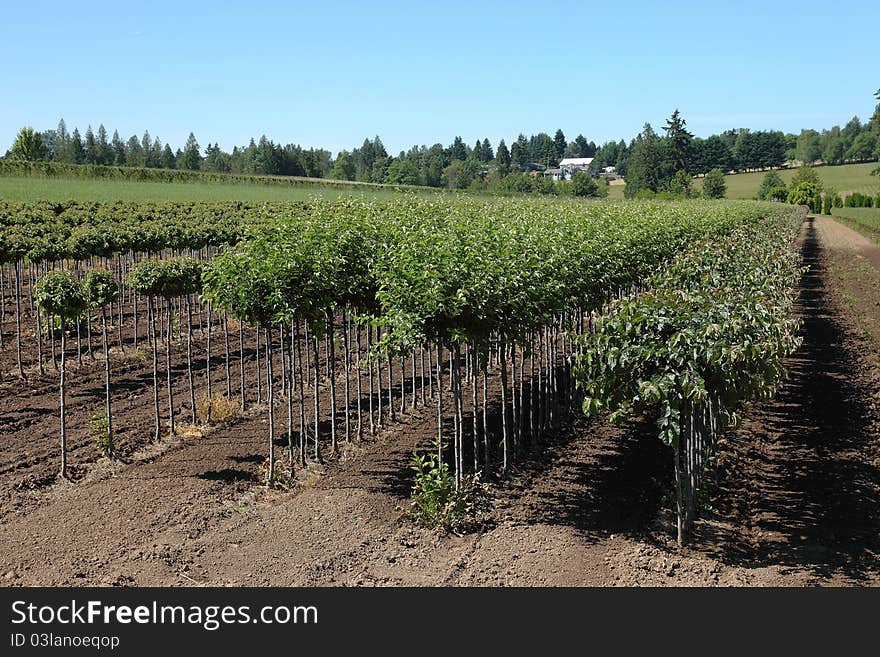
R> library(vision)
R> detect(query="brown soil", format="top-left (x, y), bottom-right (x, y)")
top-left (0, 216), bottom-right (878, 587)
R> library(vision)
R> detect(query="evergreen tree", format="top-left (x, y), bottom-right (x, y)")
top-left (663, 109), bottom-right (693, 172)
top-left (84, 126), bottom-right (97, 164)
top-left (757, 170), bottom-right (787, 201)
top-left (162, 144), bottom-right (176, 169)
top-left (573, 134), bottom-right (590, 158)
top-left (495, 139), bottom-right (511, 174)
top-left (181, 132), bottom-right (202, 170)
top-left (553, 129), bottom-right (567, 160)
top-left (510, 141), bottom-right (526, 171)
top-left (96, 124), bottom-right (111, 165)
top-left (125, 135), bottom-right (143, 166)
top-left (111, 130), bottom-right (126, 165)
top-left (450, 136), bottom-right (468, 161)
top-left (54, 119), bottom-right (70, 162)
top-left (70, 128), bottom-right (85, 164)
top-left (624, 124), bottom-right (661, 198)
top-left (9, 127), bottom-right (47, 160)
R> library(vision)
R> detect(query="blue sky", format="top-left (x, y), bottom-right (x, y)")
top-left (2, 0), bottom-right (878, 155)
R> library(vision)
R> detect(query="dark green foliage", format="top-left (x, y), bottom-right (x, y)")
top-left (668, 170), bottom-right (694, 198)
top-left (180, 133), bottom-right (202, 171)
top-left (34, 271), bottom-right (87, 320)
top-left (83, 269), bottom-right (119, 308)
top-left (844, 192), bottom-right (875, 208)
top-left (575, 208), bottom-right (804, 446)
top-left (702, 168), bottom-right (726, 199)
top-left (624, 124), bottom-right (662, 198)
top-left (127, 258), bottom-right (203, 299)
top-left (757, 170), bottom-right (788, 201)
top-left (570, 170), bottom-right (598, 197)
top-left (787, 181), bottom-right (822, 213)
top-left (10, 127), bottom-right (47, 161)
top-left (663, 110), bottom-right (693, 173)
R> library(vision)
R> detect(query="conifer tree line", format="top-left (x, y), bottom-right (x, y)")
top-left (6, 89), bottom-right (879, 192)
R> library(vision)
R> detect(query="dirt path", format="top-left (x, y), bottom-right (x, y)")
top-left (0, 216), bottom-right (878, 587)
top-left (814, 215), bottom-right (880, 270)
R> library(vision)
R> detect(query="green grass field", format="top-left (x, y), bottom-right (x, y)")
top-left (609, 162), bottom-right (879, 200)
top-left (0, 175), bottom-right (437, 203)
top-left (831, 206), bottom-right (880, 230)
top-left (712, 162), bottom-right (879, 199)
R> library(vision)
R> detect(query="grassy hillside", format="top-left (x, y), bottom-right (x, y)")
top-left (609, 162), bottom-right (879, 200)
top-left (700, 162), bottom-right (879, 199)
top-left (831, 206), bottom-right (880, 231)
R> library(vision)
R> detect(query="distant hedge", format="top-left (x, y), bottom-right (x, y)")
top-left (0, 160), bottom-right (424, 192)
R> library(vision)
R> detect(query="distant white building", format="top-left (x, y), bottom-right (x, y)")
top-left (555, 157), bottom-right (594, 181)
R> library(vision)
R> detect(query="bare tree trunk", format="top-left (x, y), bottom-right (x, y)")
top-left (312, 329), bottom-right (321, 462)
top-left (15, 261), bottom-right (24, 378)
top-left (328, 316), bottom-right (337, 455)
top-left (165, 299), bottom-right (175, 436)
top-left (186, 296), bottom-right (196, 424)
top-left (500, 338), bottom-right (509, 474)
top-left (436, 344), bottom-right (443, 463)
top-left (101, 306), bottom-right (113, 451)
top-left (342, 310), bottom-right (351, 443)
top-left (296, 321), bottom-right (306, 468)
top-left (239, 320), bottom-right (246, 412)
top-left (59, 326), bottom-right (68, 478)
top-left (266, 327), bottom-right (275, 486)
top-left (355, 319), bottom-right (363, 442)
top-left (35, 303), bottom-right (44, 375)
top-left (206, 302), bottom-right (213, 422)
top-left (287, 320), bottom-right (295, 474)
top-left (145, 298), bottom-right (158, 440)
top-left (224, 313), bottom-right (232, 398)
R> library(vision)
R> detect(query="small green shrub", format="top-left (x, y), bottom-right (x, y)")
top-left (408, 445), bottom-right (489, 532)
top-left (260, 457), bottom-right (290, 488)
top-left (90, 411), bottom-right (115, 457)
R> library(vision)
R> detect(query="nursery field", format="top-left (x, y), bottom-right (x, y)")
top-left (0, 196), bottom-right (878, 586)
top-left (0, 175), bottom-right (434, 203)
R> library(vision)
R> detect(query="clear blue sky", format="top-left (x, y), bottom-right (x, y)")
top-left (2, 0), bottom-right (878, 156)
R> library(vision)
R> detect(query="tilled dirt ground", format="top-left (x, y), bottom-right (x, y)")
top-left (0, 215), bottom-right (878, 586)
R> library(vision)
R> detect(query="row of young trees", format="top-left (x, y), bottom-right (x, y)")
top-left (576, 208), bottom-right (805, 542)
top-left (6, 197), bottom-right (804, 541)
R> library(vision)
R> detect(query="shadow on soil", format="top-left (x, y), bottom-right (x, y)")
top-left (693, 216), bottom-right (880, 581)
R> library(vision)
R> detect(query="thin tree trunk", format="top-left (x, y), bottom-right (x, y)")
top-left (328, 316), bottom-right (337, 455)
top-left (224, 313), bottom-right (232, 398)
top-left (59, 326), bottom-right (68, 478)
top-left (239, 320), bottom-right (246, 411)
top-left (266, 327), bottom-right (275, 485)
top-left (15, 261), bottom-right (24, 378)
top-left (186, 296), bottom-right (196, 424)
top-left (101, 306), bottom-right (113, 451)
top-left (312, 329), bottom-right (321, 462)
top-left (165, 299), bottom-right (175, 436)
top-left (500, 338), bottom-right (509, 474)
top-left (149, 297), bottom-right (160, 441)
top-left (206, 302), bottom-right (213, 421)
top-left (436, 344), bottom-right (443, 463)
